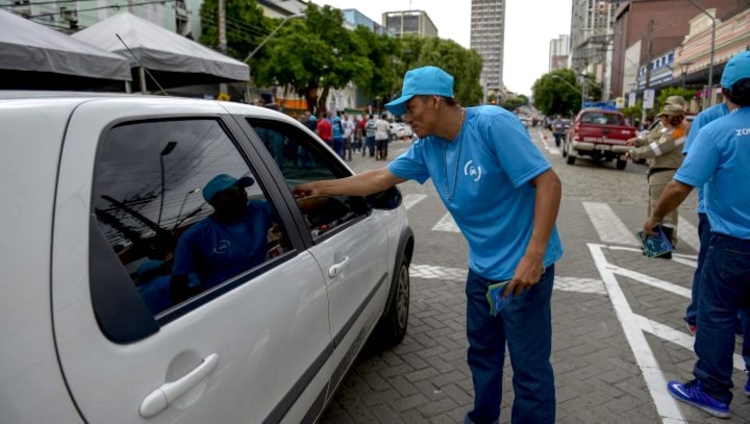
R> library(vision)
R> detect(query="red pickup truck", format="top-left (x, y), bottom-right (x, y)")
top-left (562, 109), bottom-right (637, 170)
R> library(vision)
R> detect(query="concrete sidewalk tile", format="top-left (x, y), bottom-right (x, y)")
top-left (389, 393), bottom-right (430, 412)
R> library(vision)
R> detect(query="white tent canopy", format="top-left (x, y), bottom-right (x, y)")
top-left (72, 12), bottom-right (249, 85)
top-left (0, 9), bottom-right (131, 86)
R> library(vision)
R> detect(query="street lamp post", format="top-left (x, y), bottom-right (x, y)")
top-left (688, 0), bottom-right (716, 108)
top-left (157, 141), bottom-right (177, 228)
top-left (173, 188), bottom-right (201, 231)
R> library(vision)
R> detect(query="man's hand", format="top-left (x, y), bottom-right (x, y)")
top-left (293, 182), bottom-right (322, 198)
top-left (503, 253), bottom-right (545, 298)
top-left (643, 216), bottom-right (662, 238)
top-left (625, 137), bottom-right (638, 147)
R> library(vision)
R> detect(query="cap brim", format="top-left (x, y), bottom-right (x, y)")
top-left (385, 95), bottom-right (414, 116)
top-left (237, 176), bottom-right (255, 188)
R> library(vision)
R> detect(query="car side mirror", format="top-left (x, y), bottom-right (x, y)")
top-left (366, 186), bottom-right (403, 210)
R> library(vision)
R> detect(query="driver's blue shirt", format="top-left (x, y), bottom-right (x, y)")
top-left (173, 200), bottom-right (273, 288)
top-left (388, 106), bottom-right (563, 281)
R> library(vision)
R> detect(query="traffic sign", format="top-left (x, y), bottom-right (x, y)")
top-left (628, 92), bottom-right (636, 108)
top-left (616, 97), bottom-right (625, 109)
top-left (643, 89), bottom-right (655, 109)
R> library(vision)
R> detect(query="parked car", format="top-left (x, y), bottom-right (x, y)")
top-left (0, 92), bottom-right (414, 424)
top-left (388, 122), bottom-right (405, 141)
top-left (563, 109), bottom-right (637, 170)
top-left (399, 123), bottom-right (414, 138)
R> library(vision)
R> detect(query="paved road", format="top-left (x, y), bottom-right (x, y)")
top-left (320, 126), bottom-right (750, 423)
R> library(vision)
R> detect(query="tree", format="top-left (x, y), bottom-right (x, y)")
top-left (199, 0), bottom-right (270, 61)
top-left (532, 69), bottom-right (582, 117)
top-left (500, 96), bottom-right (527, 111)
top-left (252, 4), bottom-right (371, 113)
top-left (351, 26), bottom-right (400, 103)
top-left (657, 87), bottom-right (695, 110)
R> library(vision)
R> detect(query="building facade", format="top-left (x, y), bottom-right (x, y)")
top-left (470, 0), bottom-right (505, 92)
top-left (341, 9), bottom-right (392, 36)
top-left (549, 34), bottom-right (571, 72)
top-left (570, 0), bottom-right (617, 100)
top-left (382, 10), bottom-right (438, 38)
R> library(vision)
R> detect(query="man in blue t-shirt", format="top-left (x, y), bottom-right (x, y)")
top-left (644, 50), bottom-right (750, 419)
top-left (294, 66), bottom-right (563, 424)
top-left (171, 174), bottom-right (273, 303)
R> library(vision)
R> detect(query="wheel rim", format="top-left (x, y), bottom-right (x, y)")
top-left (396, 264), bottom-right (409, 330)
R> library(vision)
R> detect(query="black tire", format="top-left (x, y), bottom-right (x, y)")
top-left (373, 258), bottom-right (410, 348)
top-left (616, 158), bottom-right (627, 170)
top-left (566, 155), bottom-right (576, 165)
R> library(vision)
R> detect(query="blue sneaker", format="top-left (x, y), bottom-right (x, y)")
top-left (667, 380), bottom-right (731, 419)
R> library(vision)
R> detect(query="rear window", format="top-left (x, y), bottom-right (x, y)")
top-left (580, 112), bottom-right (623, 126)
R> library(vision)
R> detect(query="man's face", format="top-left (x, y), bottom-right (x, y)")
top-left (404, 96), bottom-right (440, 138)
top-left (304, 111), bottom-right (311, 119)
top-left (211, 185), bottom-right (247, 221)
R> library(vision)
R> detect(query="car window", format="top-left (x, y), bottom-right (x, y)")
top-left (249, 119), bottom-right (370, 241)
top-left (91, 119), bottom-right (293, 320)
top-left (581, 112), bottom-right (623, 126)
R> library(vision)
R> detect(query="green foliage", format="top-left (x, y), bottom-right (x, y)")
top-left (532, 69), bottom-right (582, 117)
top-left (199, 0), bottom-right (269, 61)
top-left (393, 36), bottom-right (484, 106)
top-left (657, 87), bottom-right (695, 110)
top-left (253, 4), bottom-right (371, 113)
top-left (500, 96), bottom-right (527, 111)
top-left (351, 26), bottom-right (399, 101)
top-left (622, 99), bottom-right (643, 125)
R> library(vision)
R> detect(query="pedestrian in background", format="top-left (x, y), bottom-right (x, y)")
top-left (364, 114), bottom-right (377, 158)
top-left (342, 113), bottom-right (355, 161)
top-left (294, 66), bottom-right (563, 424)
top-left (374, 113), bottom-right (390, 161)
top-left (330, 111), bottom-right (345, 159)
top-left (316, 111), bottom-right (333, 149)
top-left (644, 50), bottom-right (750, 419)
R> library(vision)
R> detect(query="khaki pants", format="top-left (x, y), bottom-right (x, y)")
top-left (647, 169), bottom-right (678, 243)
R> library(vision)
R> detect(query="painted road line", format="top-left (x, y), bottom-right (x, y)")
top-left (402, 194), bottom-right (428, 210)
top-left (605, 245), bottom-right (698, 261)
top-left (432, 212), bottom-right (460, 233)
top-left (670, 256), bottom-right (697, 269)
top-left (676, 216), bottom-right (701, 253)
top-left (583, 202), bottom-right (640, 246)
top-left (609, 266), bottom-right (691, 298)
top-left (589, 243), bottom-right (687, 423)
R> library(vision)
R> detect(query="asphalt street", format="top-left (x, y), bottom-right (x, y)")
top-left (320, 126), bottom-right (749, 424)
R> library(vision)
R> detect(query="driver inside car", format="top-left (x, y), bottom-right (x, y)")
top-left (170, 174), bottom-right (273, 303)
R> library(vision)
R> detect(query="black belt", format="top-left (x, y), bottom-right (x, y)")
top-left (648, 167), bottom-right (676, 177)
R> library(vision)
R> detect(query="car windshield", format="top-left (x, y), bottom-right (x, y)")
top-left (580, 113), bottom-right (623, 126)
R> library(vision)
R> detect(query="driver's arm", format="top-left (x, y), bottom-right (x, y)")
top-left (295, 168), bottom-right (406, 197)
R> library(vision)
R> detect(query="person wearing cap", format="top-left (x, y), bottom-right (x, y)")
top-left (170, 174), bottom-right (273, 303)
top-left (643, 50), bottom-right (750, 418)
top-left (629, 102), bottom-right (687, 253)
top-left (294, 66), bottom-right (563, 424)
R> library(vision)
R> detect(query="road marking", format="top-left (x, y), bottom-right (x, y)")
top-left (605, 245), bottom-right (698, 261)
top-left (589, 243), bottom-right (687, 423)
top-left (537, 133), bottom-right (561, 156)
top-left (402, 194), bottom-right (428, 210)
top-left (432, 213), bottom-right (460, 233)
top-left (676, 216), bottom-right (701, 252)
top-left (554, 276), bottom-right (606, 295)
top-left (583, 202), bottom-right (640, 246)
top-left (608, 266), bottom-right (691, 298)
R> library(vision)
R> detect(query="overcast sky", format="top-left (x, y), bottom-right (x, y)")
top-left (314, 0), bottom-right (572, 95)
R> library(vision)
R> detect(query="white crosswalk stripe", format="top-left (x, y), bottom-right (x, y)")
top-left (432, 212), bottom-right (460, 232)
top-left (583, 202), bottom-right (640, 246)
top-left (676, 215), bottom-right (701, 252)
top-left (402, 194), bottom-right (428, 210)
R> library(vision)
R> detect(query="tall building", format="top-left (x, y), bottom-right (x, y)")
top-left (470, 0), bottom-right (505, 91)
top-left (382, 10), bottom-right (438, 38)
top-left (342, 9), bottom-right (392, 36)
top-left (569, 0), bottom-right (617, 100)
top-left (549, 34), bottom-right (570, 72)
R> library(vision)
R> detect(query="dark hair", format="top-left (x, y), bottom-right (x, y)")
top-left (723, 78), bottom-right (750, 106)
top-left (668, 115), bottom-right (684, 127)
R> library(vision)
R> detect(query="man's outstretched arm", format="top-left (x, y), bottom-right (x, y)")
top-left (294, 168), bottom-right (407, 197)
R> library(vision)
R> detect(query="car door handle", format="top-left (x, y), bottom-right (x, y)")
top-left (328, 256), bottom-right (350, 278)
top-left (139, 353), bottom-right (219, 418)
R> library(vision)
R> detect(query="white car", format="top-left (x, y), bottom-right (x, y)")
top-left (0, 92), bottom-right (414, 423)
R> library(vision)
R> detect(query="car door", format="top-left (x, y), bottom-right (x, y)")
top-left (237, 116), bottom-right (391, 389)
top-left (51, 98), bottom-right (332, 423)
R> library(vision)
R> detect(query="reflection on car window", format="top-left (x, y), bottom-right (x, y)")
top-left (582, 113), bottom-right (623, 125)
top-left (249, 119), bottom-right (369, 239)
top-left (91, 119), bottom-right (291, 317)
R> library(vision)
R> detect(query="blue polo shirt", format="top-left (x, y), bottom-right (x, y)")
top-left (388, 106), bottom-right (563, 280)
top-left (682, 103), bottom-right (730, 214)
top-left (173, 200), bottom-right (273, 288)
top-left (675, 108), bottom-right (750, 240)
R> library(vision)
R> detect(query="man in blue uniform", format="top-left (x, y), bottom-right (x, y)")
top-left (294, 66), bottom-right (563, 424)
top-left (171, 174), bottom-right (273, 303)
top-left (644, 50), bottom-right (750, 419)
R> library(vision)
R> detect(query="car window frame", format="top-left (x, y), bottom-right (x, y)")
top-left (88, 114), bottom-right (309, 341)
top-left (231, 115), bottom-right (373, 248)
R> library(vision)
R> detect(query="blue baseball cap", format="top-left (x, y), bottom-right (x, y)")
top-left (385, 66), bottom-right (455, 116)
top-left (721, 50), bottom-right (750, 89)
top-left (203, 174), bottom-right (254, 203)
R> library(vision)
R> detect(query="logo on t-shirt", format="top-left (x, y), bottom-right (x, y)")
top-left (213, 240), bottom-right (231, 254)
top-left (464, 160), bottom-right (483, 182)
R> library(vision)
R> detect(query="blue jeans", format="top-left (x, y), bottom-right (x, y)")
top-left (685, 213), bottom-right (711, 326)
top-left (693, 234), bottom-right (750, 404)
top-left (366, 136), bottom-right (375, 157)
top-left (465, 266), bottom-right (555, 424)
top-left (333, 137), bottom-right (344, 158)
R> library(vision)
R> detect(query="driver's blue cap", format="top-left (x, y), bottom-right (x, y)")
top-left (721, 50), bottom-right (750, 89)
top-left (203, 174), bottom-right (254, 203)
top-left (385, 66), bottom-right (454, 116)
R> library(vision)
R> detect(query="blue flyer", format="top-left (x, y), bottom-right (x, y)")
top-left (638, 226), bottom-right (674, 258)
top-left (486, 280), bottom-right (514, 316)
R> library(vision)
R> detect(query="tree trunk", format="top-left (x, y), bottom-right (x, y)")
top-left (317, 85), bottom-right (331, 116)
top-left (301, 85), bottom-right (318, 114)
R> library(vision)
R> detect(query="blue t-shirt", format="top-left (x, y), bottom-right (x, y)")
top-left (387, 106), bottom-right (563, 280)
top-left (173, 200), bottom-right (273, 288)
top-left (331, 117), bottom-right (344, 139)
top-left (682, 103), bottom-right (730, 214)
top-left (675, 108), bottom-right (750, 240)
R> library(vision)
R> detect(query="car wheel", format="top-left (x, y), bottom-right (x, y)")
top-left (373, 257), bottom-right (410, 348)
top-left (566, 155), bottom-right (576, 165)
top-left (616, 158), bottom-right (627, 170)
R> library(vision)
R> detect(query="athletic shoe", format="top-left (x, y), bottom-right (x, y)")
top-left (685, 322), bottom-right (697, 335)
top-left (667, 380), bottom-right (731, 418)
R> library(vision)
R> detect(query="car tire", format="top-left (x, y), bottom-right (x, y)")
top-left (566, 155), bottom-right (576, 165)
top-left (616, 158), bottom-right (627, 170)
top-left (373, 257), bottom-right (410, 348)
